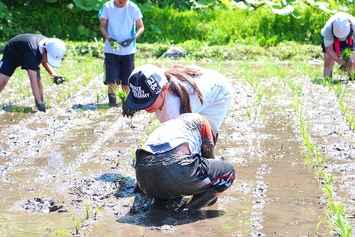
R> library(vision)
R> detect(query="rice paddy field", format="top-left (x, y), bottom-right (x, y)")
top-left (0, 46), bottom-right (354, 236)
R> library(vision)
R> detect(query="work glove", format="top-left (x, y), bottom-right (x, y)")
top-left (110, 38), bottom-right (120, 51)
top-left (120, 38), bottom-right (134, 47)
top-left (53, 75), bottom-right (65, 84)
top-left (122, 101), bottom-right (137, 118)
top-left (35, 100), bottom-right (46, 112)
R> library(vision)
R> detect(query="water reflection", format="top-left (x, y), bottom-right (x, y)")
top-left (47, 153), bottom-right (64, 172)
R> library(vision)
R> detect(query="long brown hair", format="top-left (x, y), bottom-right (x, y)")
top-left (164, 65), bottom-right (204, 114)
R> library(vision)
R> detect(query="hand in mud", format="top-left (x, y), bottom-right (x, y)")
top-left (122, 102), bottom-right (137, 118)
top-left (53, 75), bottom-right (65, 84)
top-left (36, 101), bottom-right (46, 112)
top-left (120, 38), bottom-right (134, 47)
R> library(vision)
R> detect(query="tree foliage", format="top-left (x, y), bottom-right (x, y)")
top-left (0, 0), bottom-right (353, 45)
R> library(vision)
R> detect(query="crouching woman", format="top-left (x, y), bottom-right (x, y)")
top-left (135, 113), bottom-right (235, 210)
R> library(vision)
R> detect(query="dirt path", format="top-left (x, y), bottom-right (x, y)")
top-left (0, 60), bottom-right (354, 236)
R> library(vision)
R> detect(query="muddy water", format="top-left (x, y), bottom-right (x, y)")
top-left (0, 60), bottom-right (354, 236)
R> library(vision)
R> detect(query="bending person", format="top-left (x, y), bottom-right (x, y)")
top-left (135, 113), bottom-right (235, 210)
top-left (0, 33), bottom-right (66, 112)
top-left (321, 12), bottom-right (355, 79)
top-left (124, 64), bottom-right (232, 140)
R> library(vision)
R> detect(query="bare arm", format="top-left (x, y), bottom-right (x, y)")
top-left (100, 18), bottom-right (110, 42)
top-left (41, 60), bottom-right (57, 78)
top-left (133, 18), bottom-right (144, 39)
top-left (325, 45), bottom-right (346, 66)
top-left (41, 51), bottom-right (58, 81)
top-left (27, 69), bottom-right (43, 103)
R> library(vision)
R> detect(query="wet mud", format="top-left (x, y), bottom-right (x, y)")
top-left (0, 59), bottom-right (355, 236)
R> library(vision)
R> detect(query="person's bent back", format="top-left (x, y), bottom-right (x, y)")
top-left (135, 113), bottom-right (235, 210)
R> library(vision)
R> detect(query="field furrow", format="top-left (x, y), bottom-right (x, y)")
top-left (0, 59), bottom-right (354, 236)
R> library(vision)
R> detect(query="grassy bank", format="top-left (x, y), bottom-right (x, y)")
top-left (56, 40), bottom-right (323, 63)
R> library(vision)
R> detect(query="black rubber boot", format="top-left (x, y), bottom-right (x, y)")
top-left (108, 93), bottom-right (116, 106)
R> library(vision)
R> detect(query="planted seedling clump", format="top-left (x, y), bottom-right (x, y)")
top-left (339, 48), bottom-right (354, 80)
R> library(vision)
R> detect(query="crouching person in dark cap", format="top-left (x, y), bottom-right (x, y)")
top-left (135, 113), bottom-right (235, 210)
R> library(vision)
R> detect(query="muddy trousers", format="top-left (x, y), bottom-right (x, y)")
top-left (135, 152), bottom-right (235, 202)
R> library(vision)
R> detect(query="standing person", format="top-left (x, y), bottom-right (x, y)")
top-left (0, 33), bottom-right (66, 112)
top-left (124, 64), bottom-right (232, 142)
top-left (321, 12), bottom-right (355, 79)
top-left (135, 113), bottom-right (235, 210)
top-left (98, 0), bottom-right (144, 106)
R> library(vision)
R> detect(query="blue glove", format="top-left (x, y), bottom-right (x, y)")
top-left (53, 75), bottom-right (65, 84)
top-left (120, 38), bottom-right (134, 47)
top-left (36, 102), bottom-right (46, 112)
top-left (36, 103), bottom-right (46, 112)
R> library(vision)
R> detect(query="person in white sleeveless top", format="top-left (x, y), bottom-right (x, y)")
top-left (124, 64), bottom-right (232, 142)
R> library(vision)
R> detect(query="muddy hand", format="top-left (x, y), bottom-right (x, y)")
top-left (53, 75), bottom-right (65, 84)
top-left (122, 102), bottom-right (137, 117)
top-left (35, 100), bottom-right (46, 112)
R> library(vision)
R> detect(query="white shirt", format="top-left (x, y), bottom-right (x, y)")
top-left (140, 114), bottom-right (205, 155)
top-left (99, 0), bottom-right (143, 55)
top-left (155, 67), bottom-right (232, 129)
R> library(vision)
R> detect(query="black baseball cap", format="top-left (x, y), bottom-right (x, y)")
top-left (125, 64), bottom-right (167, 110)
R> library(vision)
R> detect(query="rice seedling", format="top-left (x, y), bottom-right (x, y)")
top-left (333, 83), bottom-right (346, 99)
top-left (110, 84), bottom-right (126, 104)
top-left (72, 83), bottom-right (80, 93)
top-left (71, 214), bottom-right (80, 234)
top-left (245, 108), bottom-right (251, 118)
top-left (148, 118), bottom-right (160, 135)
top-left (103, 147), bottom-right (111, 152)
top-left (84, 201), bottom-right (91, 219)
top-left (299, 111), bottom-right (351, 236)
top-left (278, 67), bottom-right (352, 237)
top-left (65, 88), bottom-right (72, 98)
top-left (340, 48), bottom-right (353, 70)
top-left (52, 229), bottom-right (71, 237)
top-left (292, 97), bottom-right (301, 112)
top-left (56, 93), bottom-right (66, 103)
top-left (317, 185), bottom-right (352, 237)
top-left (130, 148), bottom-right (136, 163)
top-left (94, 205), bottom-right (104, 218)
top-left (255, 88), bottom-right (264, 105)
top-left (95, 91), bottom-right (101, 103)
top-left (82, 75), bottom-right (90, 87)
top-left (325, 76), bottom-right (355, 131)
top-left (101, 87), bottom-right (108, 96)
top-left (129, 118), bottom-right (160, 163)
